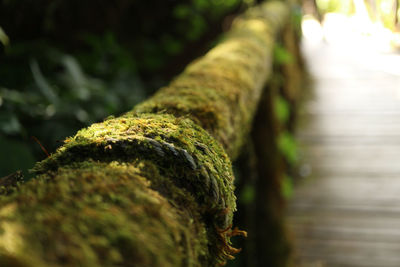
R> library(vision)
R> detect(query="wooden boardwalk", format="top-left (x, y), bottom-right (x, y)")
top-left (287, 39), bottom-right (400, 267)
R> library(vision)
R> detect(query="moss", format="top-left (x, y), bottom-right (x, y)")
top-left (30, 113), bottom-right (237, 265)
top-left (134, 1), bottom-right (289, 159)
top-left (0, 1), bottom-right (291, 266)
top-left (33, 114), bottom-right (236, 221)
top-left (1, 161), bottom-right (210, 266)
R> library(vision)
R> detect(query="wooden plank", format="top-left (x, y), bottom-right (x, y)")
top-left (288, 223), bottom-right (400, 243)
top-left (288, 38), bottom-right (400, 266)
top-left (297, 135), bottom-right (400, 146)
top-left (297, 156), bottom-right (400, 175)
top-left (299, 114), bottom-right (400, 136)
top-left (292, 238), bottom-right (400, 267)
top-left (287, 212), bottom-right (400, 230)
top-left (290, 176), bottom-right (400, 201)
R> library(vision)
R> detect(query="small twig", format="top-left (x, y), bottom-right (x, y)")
top-left (31, 136), bottom-right (50, 157)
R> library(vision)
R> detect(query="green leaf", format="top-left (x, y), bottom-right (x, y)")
top-left (173, 5), bottom-right (191, 19)
top-left (186, 15), bottom-right (207, 41)
top-left (30, 59), bottom-right (59, 104)
top-left (61, 55), bottom-right (91, 100)
top-left (0, 26), bottom-right (9, 47)
top-left (277, 131), bottom-right (298, 164)
top-left (162, 35), bottom-right (183, 55)
top-left (274, 95), bottom-right (290, 123)
top-left (193, 0), bottom-right (208, 10)
top-left (0, 87), bottom-right (27, 104)
top-left (239, 184), bottom-right (255, 204)
top-left (0, 113), bottom-right (22, 135)
top-left (274, 44), bottom-right (293, 65)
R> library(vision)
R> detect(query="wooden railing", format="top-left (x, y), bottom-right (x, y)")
top-left (0, 1), bottom-right (304, 266)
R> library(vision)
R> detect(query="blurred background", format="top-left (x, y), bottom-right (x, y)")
top-left (302, 0), bottom-right (400, 50)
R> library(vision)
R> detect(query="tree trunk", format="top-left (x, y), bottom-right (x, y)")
top-left (0, 2), bottom-right (290, 266)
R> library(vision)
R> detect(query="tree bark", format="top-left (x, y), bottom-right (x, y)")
top-left (0, 2), bottom-right (290, 266)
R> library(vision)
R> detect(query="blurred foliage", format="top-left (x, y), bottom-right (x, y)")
top-left (274, 95), bottom-right (291, 124)
top-left (0, 26), bottom-right (9, 47)
top-left (273, 43), bottom-right (293, 65)
top-left (373, 0), bottom-right (400, 29)
top-left (0, 38), bottom-right (146, 177)
top-left (0, 0), bottom-right (255, 177)
top-left (315, 0), bottom-right (399, 30)
top-left (272, 41), bottom-right (297, 200)
top-left (316, 0), bottom-right (354, 14)
top-left (239, 184), bottom-right (256, 204)
top-left (291, 4), bottom-right (304, 34)
top-left (281, 175), bottom-right (293, 199)
top-left (277, 131), bottom-right (298, 165)
top-left (0, 135), bottom-right (36, 176)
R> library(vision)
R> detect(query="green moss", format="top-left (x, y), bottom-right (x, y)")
top-left (0, 1), bottom-right (291, 266)
top-left (1, 161), bottom-right (210, 266)
top-left (33, 114), bottom-right (236, 221)
top-left (134, 2), bottom-right (289, 160)
top-left (30, 113), bottom-right (237, 265)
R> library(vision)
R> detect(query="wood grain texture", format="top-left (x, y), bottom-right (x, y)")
top-left (287, 39), bottom-right (400, 267)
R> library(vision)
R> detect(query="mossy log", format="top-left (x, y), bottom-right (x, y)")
top-left (0, 2), bottom-right (289, 266)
